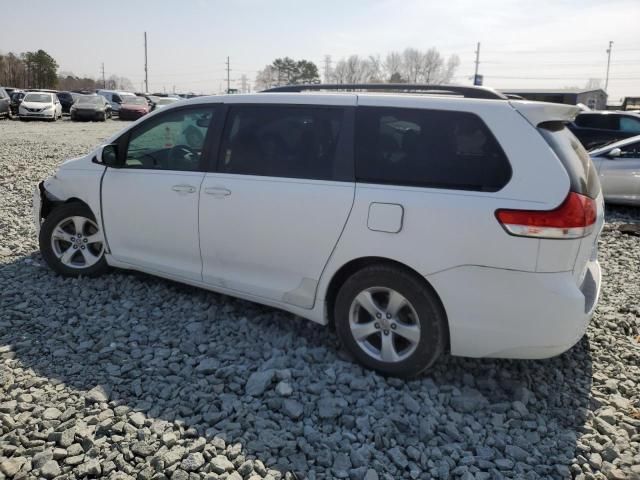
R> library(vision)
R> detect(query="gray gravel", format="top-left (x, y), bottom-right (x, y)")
top-left (1, 118), bottom-right (639, 479)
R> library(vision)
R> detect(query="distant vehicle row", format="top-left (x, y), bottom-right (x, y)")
top-left (0, 87), bottom-right (183, 121)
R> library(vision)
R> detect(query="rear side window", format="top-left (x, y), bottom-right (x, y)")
top-left (538, 122), bottom-right (600, 199)
top-left (355, 107), bottom-right (511, 192)
top-left (219, 105), bottom-right (345, 181)
top-left (619, 116), bottom-right (640, 133)
top-left (574, 114), bottom-right (619, 130)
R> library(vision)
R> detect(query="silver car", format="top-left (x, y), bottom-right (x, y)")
top-left (590, 135), bottom-right (640, 206)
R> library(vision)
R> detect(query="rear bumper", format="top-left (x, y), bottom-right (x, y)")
top-left (119, 110), bottom-right (146, 120)
top-left (427, 261), bottom-right (601, 359)
top-left (72, 110), bottom-right (103, 120)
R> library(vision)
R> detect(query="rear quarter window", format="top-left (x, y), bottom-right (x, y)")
top-left (355, 107), bottom-right (511, 192)
top-left (574, 114), bottom-right (619, 130)
top-left (538, 122), bottom-right (600, 199)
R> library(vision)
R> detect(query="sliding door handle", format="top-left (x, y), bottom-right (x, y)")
top-left (172, 184), bottom-right (196, 194)
top-left (205, 187), bottom-right (232, 197)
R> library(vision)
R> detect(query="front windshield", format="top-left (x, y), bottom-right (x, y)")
top-left (122, 96), bottom-right (147, 105)
top-left (24, 93), bottom-right (52, 103)
top-left (76, 96), bottom-right (102, 105)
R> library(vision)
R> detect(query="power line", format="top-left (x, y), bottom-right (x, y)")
top-left (483, 75), bottom-right (640, 80)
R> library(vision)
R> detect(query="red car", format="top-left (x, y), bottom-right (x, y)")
top-left (118, 96), bottom-right (150, 120)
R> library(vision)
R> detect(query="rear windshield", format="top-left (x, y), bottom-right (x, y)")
top-left (77, 96), bottom-right (102, 105)
top-left (123, 96), bottom-right (147, 105)
top-left (538, 122), bottom-right (600, 199)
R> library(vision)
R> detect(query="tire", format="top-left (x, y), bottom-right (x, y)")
top-left (39, 203), bottom-right (109, 278)
top-left (101, 112), bottom-right (107, 122)
top-left (51, 113), bottom-right (56, 122)
top-left (334, 264), bottom-right (447, 377)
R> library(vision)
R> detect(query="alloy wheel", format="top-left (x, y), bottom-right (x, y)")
top-left (50, 216), bottom-right (104, 269)
top-left (348, 287), bottom-right (421, 363)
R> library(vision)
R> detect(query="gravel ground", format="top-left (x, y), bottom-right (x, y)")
top-left (1, 118), bottom-right (639, 480)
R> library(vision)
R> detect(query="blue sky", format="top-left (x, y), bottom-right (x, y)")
top-left (1, 0), bottom-right (639, 101)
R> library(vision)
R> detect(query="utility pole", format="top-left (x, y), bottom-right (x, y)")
top-left (225, 56), bottom-right (231, 93)
top-left (323, 55), bottom-right (332, 83)
top-left (240, 74), bottom-right (247, 93)
top-left (101, 63), bottom-right (106, 88)
top-left (605, 40), bottom-right (613, 93)
top-left (473, 42), bottom-right (481, 85)
top-left (144, 32), bottom-right (149, 92)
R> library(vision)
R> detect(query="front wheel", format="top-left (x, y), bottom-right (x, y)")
top-left (39, 203), bottom-right (109, 277)
top-left (335, 265), bottom-right (447, 377)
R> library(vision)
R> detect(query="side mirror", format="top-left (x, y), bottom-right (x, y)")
top-left (607, 147), bottom-right (622, 158)
top-left (92, 144), bottom-right (120, 167)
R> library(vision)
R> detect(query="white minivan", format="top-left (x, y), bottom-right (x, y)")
top-left (33, 84), bottom-right (604, 376)
top-left (96, 89), bottom-right (137, 115)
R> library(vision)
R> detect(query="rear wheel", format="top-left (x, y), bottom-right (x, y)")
top-left (39, 203), bottom-right (109, 277)
top-left (335, 265), bottom-right (447, 377)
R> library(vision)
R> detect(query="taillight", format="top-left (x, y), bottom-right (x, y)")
top-left (496, 192), bottom-right (597, 239)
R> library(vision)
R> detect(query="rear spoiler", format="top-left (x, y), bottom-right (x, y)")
top-left (509, 100), bottom-right (581, 126)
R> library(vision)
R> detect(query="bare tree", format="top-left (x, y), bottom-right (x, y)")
top-left (421, 48), bottom-right (443, 83)
top-left (402, 48), bottom-right (423, 83)
top-left (585, 78), bottom-right (603, 90)
top-left (254, 65), bottom-right (278, 90)
top-left (384, 52), bottom-right (403, 82)
top-left (332, 47), bottom-right (460, 85)
top-left (441, 54), bottom-right (460, 84)
top-left (367, 55), bottom-right (383, 83)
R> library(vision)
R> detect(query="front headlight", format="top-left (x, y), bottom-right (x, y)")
top-left (43, 105), bottom-right (53, 111)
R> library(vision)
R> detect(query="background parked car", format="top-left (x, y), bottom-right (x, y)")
top-left (10, 91), bottom-right (25, 116)
top-left (569, 111), bottom-right (640, 149)
top-left (70, 95), bottom-right (112, 121)
top-left (56, 91), bottom-right (76, 114)
top-left (589, 135), bottom-right (640, 206)
top-left (19, 92), bottom-right (62, 121)
top-left (117, 95), bottom-right (150, 120)
top-left (153, 97), bottom-right (179, 110)
top-left (142, 94), bottom-right (160, 109)
top-left (0, 87), bottom-right (12, 119)
top-left (96, 89), bottom-right (137, 116)
top-left (3, 87), bottom-right (20, 97)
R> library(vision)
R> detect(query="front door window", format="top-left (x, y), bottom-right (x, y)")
top-left (125, 108), bottom-right (214, 171)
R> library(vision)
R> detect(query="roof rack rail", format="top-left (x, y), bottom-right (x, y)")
top-left (262, 83), bottom-right (508, 100)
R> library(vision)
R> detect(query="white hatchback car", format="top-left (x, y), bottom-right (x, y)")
top-left (19, 92), bottom-right (63, 121)
top-left (34, 84), bottom-right (604, 376)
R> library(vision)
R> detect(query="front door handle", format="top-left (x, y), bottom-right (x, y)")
top-left (172, 184), bottom-right (196, 194)
top-left (204, 187), bottom-right (232, 197)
